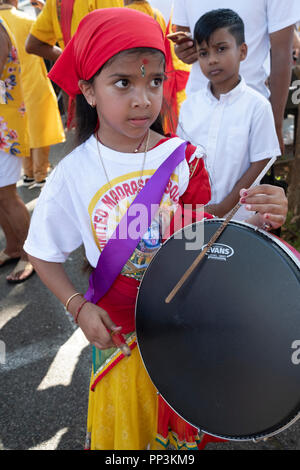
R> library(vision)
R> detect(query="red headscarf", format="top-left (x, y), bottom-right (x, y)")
top-left (48, 8), bottom-right (166, 98)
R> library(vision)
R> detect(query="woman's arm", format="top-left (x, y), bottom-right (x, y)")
top-left (269, 25), bottom-right (295, 154)
top-left (28, 255), bottom-right (121, 350)
top-left (25, 33), bottom-right (62, 62)
top-left (0, 24), bottom-right (11, 77)
top-left (293, 28), bottom-right (300, 60)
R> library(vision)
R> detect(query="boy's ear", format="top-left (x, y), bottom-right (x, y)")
top-left (240, 43), bottom-right (248, 62)
top-left (78, 79), bottom-right (95, 107)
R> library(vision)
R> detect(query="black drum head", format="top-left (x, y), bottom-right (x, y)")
top-left (135, 220), bottom-right (300, 440)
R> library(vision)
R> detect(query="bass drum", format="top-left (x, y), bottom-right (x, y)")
top-left (135, 219), bottom-right (300, 441)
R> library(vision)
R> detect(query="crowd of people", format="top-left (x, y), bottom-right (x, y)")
top-left (0, 0), bottom-right (299, 451)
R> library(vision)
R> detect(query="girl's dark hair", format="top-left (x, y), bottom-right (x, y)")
top-left (194, 9), bottom-right (245, 47)
top-left (75, 94), bottom-right (98, 145)
top-left (75, 47), bottom-right (166, 145)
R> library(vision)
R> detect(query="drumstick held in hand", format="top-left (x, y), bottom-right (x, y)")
top-left (111, 330), bottom-right (131, 356)
top-left (165, 157), bottom-right (277, 304)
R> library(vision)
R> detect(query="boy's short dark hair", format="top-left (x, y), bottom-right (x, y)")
top-left (194, 9), bottom-right (245, 46)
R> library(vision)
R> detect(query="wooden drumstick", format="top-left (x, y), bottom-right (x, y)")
top-left (165, 157), bottom-right (277, 304)
top-left (111, 330), bottom-right (131, 356)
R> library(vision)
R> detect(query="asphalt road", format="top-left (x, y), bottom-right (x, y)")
top-left (0, 135), bottom-right (91, 450)
top-left (0, 133), bottom-right (300, 451)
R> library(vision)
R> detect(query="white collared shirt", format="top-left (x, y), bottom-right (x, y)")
top-left (177, 77), bottom-right (281, 220)
top-left (173, 0), bottom-right (300, 97)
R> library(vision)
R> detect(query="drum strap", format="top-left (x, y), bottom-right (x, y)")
top-left (85, 141), bottom-right (187, 304)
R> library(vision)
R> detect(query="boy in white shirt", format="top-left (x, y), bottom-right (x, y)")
top-left (177, 9), bottom-right (281, 221)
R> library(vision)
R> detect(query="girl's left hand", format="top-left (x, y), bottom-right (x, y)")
top-left (240, 184), bottom-right (288, 230)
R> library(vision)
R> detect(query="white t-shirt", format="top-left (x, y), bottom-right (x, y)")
top-left (177, 77), bottom-right (281, 220)
top-left (173, 0), bottom-right (300, 97)
top-left (24, 136), bottom-right (193, 276)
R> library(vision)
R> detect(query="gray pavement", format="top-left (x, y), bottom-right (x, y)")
top-left (0, 134), bottom-right (300, 450)
top-left (0, 136), bottom-right (91, 450)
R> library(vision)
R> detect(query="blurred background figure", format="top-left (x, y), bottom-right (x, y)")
top-left (148, 0), bottom-right (172, 23)
top-left (172, 1), bottom-right (300, 155)
top-left (124, 0), bottom-right (166, 31)
top-left (0, 0), bottom-right (65, 189)
top-left (0, 14), bottom-right (33, 282)
top-left (25, 0), bottom-right (124, 58)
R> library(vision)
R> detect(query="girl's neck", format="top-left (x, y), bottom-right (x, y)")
top-left (96, 128), bottom-right (163, 153)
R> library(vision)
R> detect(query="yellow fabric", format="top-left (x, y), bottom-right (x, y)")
top-left (30, 0), bottom-right (124, 50)
top-left (0, 7), bottom-right (65, 149)
top-left (126, 1), bottom-right (166, 33)
top-left (167, 18), bottom-right (191, 113)
top-left (175, 81), bottom-right (188, 112)
top-left (87, 346), bottom-right (158, 450)
top-left (0, 17), bottom-right (29, 157)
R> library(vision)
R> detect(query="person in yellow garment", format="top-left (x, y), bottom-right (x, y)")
top-left (0, 16), bottom-right (34, 282)
top-left (0, 0), bottom-right (66, 189)
top-left (25, 0), bottom-right (124, 62)
top-left (124, 0), bottom-right (191, 134)
top-left (124, 0), bottom-right (166, 32)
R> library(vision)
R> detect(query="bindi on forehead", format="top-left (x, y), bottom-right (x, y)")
top-left (140, 58), bottom-right (149, 77)
top-left (104, 51), bottom-right (165, 79)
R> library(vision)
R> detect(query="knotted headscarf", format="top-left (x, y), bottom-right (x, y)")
top-left (48, 8), bottom-right (166, 98)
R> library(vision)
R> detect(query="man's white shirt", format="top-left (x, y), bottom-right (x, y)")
top-left (173, 0), bottom-right (300, 97)
top-left (177, 77), bottom-right (281, 220)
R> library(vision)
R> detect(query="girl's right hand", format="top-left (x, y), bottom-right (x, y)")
top-left (76, 301), bottom-right (122, 350)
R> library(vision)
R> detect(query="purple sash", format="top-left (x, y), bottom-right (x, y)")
top-left (85, 141), bottom-right (187, 304)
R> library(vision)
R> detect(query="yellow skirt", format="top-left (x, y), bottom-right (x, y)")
top-left (86, 346), bottom-right (159, 450)
top-left (85, 338), bottom-right (218, 451)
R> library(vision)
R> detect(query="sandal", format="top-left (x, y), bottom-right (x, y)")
top-left (6, 259), bottom-right (35, 283)
top-left (0, 250), bottom-right (20, 267)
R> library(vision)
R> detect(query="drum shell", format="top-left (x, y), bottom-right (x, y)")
top-left (135, 220), bottom-right (300, 441)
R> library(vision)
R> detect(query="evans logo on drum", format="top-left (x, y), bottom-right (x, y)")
top-left (202, 243), bottom-right (234, 261)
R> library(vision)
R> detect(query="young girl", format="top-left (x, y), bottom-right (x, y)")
top-left (24, 8), bottom-right (288, 450)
